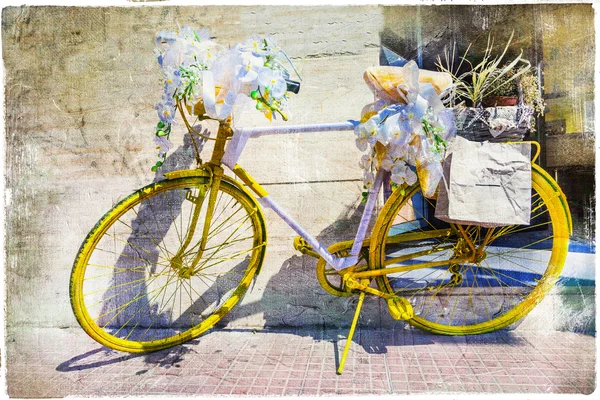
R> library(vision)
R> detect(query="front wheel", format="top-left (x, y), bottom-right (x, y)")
top-left (70, 176), bottom-right (267, 352)
top-left (369, 165), bottom-right (570, 335)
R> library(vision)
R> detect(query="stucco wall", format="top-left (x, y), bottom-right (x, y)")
top-left (3, 5), bottom-right (595, 336)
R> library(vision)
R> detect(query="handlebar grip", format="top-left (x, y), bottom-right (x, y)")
top-left (286, 79), bottom-right (301, 94)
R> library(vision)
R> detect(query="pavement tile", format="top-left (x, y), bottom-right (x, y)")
top-left (407, 373), bottom-right (425, 382)
top-left (579, 386), bottom-right (596, 395)
top-left (444, 382), bottom-right (465, 393)
top-left (438, 366), bottom-right (455, 375)
top-left (440, 374), bottom-right (462, 383)
top-left (471, 367), bottom-right (488, 375)
top-left (288, 370), bottom-right (305, 379)
top-left (270, 377), bottom-right (288, 387)
top-left (287, 378), bottom-right (304, 388)
top-left (247, 386), bottom-right (266, 395)
top-left (408, 381), bottom-right (428, 391)
top-left (305, 370), bottom-right (320, 379)
top-left (548, 385), bottom-right (582, 394)
top-left (303, 378), bottom-right (320, 388)
top-left (236, 376), bottom-right (255, 386)
top-left (463, 382), bottom-right (484, 392)
top-left (301, 386), bottom-right (319, 395)
top-left (454, 366), bottom-right (471, 375)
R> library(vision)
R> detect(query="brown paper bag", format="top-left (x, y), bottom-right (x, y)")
top-left (435, 136), bottom-right (532, 227)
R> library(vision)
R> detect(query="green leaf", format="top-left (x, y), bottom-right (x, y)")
top-left (151, 165), bottom-right (158, 172)
top-left (157, 121), bottom-right (165, 129)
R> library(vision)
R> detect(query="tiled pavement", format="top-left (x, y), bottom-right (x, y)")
top-left (4, 326), bottom-right (596, 397)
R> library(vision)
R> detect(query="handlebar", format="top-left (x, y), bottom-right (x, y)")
top-left (286, 79), bottom-right (301, 94)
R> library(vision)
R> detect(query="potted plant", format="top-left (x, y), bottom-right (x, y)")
top-left (436, 32), bottom-right (531, 108)
top-left (435, 33), bottom-right (548, 140)
top-left (482, 67), bottom-right (546, 116)
top-left (482, 68), bottom-right (520, 107)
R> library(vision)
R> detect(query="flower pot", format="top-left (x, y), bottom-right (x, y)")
top-left (482, 96), bottom-right (519, 107)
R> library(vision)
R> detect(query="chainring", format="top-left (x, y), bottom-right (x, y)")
top-left (315, 242), bottom-right (368, 297)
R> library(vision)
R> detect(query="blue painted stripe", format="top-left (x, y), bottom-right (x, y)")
top-left (387, 264), bottom-right (595, 289)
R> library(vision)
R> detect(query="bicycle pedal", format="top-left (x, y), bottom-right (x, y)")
top-left (293, 236), bottom-right (319, 258)
top-left (387, 297), bottom-right (414, 320)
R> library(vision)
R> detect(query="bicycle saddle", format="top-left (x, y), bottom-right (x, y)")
top-left (364, 66), bottom-right (452, 103)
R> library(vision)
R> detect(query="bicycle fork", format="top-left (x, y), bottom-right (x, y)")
top-left (168, 169), bottom-right (224, 278)
top-left (169, 120), bottom-right (232, 278)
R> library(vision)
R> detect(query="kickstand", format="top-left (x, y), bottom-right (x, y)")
top-left (337, 291), bottom-right (366, 375)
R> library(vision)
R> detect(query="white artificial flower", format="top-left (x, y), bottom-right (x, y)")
top-left (387, 142), bottom-right (408, 159)
top-left (257, 67), bottom-right (287, 99)
top-left (359, 153), bottom-right (375, 170)
top-left (239, 34), bottom-right (279, 57)
top-left (235, 52), bottom-right (264, 83)
top-left (355, 118), bottom-right (379, 151)
top-left (363, 171), bottom-right (376, 189)
top-left (391, 161), bottom-right (418, 186)
top-left (382, 112), bottom-right (412, 147)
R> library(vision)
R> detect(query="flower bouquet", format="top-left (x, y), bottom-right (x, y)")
top-left (151, 25), bottom-right (299, 171)
top-left (352, 61), bottom-right (456, 199)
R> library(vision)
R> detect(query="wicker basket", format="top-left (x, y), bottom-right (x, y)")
top-left (452, 105), bottom-right (534, 142)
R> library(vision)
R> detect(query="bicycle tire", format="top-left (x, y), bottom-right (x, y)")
top-left (369, 164), bottom-right (570, 335)
top-left (70, 175), bottom-right (267, 352)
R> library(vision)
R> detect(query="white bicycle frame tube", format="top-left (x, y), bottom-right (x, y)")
top-left (226, 121), bottom-right (383, 271)
top-left (223, 122), bottom-right (355, 169)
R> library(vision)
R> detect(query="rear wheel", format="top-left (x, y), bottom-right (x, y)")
top-left (70, 176), bottom-right (266, 352)
top-left (370, 166), bottom-right (570, 334)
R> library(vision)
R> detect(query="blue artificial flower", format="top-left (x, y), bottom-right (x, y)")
top-left (156, 30), bottom-right (177, 45)
top-left (153, 135), bottom-right (173, 158)
top-left (156, 101), bottom-right (176, 123)
top-left (437, 108), bottom-right (457, 140)
top-left (162, 68), bottom-right (181, 97)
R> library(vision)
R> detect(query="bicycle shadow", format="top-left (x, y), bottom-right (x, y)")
top-left (95, 129), bottom-right (213, 339)
top-left (59, 128), bottom-right (211, 372)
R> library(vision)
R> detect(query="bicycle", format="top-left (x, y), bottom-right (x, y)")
top-left (70, 69), bottom-right (572, 375)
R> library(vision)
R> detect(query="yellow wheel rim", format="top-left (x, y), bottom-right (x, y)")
top-left (70, 176), bottom-right (266, 352)
top-left (370, 165), bottom-right (570, 335)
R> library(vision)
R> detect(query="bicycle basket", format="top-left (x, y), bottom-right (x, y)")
top-left (453, 105), bottom-right (534, 143)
